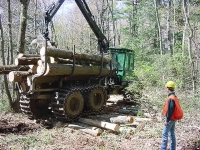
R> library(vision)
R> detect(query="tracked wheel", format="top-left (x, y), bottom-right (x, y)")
top-left (64, 91), bottom-right (84, 118)
top-left (85, 86), bottom-right (107, 113)
top-left (51, 88), bottom-right (84, 121)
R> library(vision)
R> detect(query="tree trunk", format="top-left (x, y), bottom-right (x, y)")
top-left (0, 14), bottom-right (13, 110)
top-left (154, 0), bottom-right (163, 55)
top-left (17, 0), bottom-right (30, 53)
top-left (7, 0), bottom-right (13, 65)
top-left (167, 0), bottom-right (173, 56)
top-left (182, 0), bottom-right (196, 93)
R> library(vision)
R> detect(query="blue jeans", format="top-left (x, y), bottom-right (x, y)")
top-left (161, 120), bottom-right (176, 150)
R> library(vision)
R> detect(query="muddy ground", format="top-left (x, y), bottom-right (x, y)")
top-left (0, 100), bottom-right (200, 150)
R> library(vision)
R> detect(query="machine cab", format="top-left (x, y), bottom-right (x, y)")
top-left (108, 48), bottom-right (134, 85)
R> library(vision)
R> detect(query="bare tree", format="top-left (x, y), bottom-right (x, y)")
top-left (154, 0), bottom-right (163, 55)
top-left (182, 0), bottom-right (197, 93)
top-left (17, 0), bottom-right (30, 53)
top-left (0, 14), bottom-right (13, 109)
top-left (7, 0), bottom-right (13, 64)
top-left (167, 0), bottom-right (173, 56)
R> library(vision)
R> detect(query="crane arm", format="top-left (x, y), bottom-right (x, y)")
top-left (43, 0), bottom-right (65, 40)
top-left (75, 0), bottom-right (109, 53)
top-left (43, 0), bottom-right (109, 53)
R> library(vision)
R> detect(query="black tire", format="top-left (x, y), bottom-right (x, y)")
top-left (64, 91), bottom-right (84, 118)
top-left (87, 87), bottom-right (106, 112)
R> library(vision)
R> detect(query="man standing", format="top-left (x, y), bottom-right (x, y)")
top-left (161, 81), bottom-right (183, 150)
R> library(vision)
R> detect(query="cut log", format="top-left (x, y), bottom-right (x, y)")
top-left (49, 57), bottom-right (73, 64)
top-left (0, 65), bottom-right (19, 72)
top-left (119, 126), bottom-right (136, 133)
top-left (9, 71), bottom-right (30, 82)
top-left (37, 63), bottom-right (110, 77)
top-left (28, 65), bottom-right (38, 74)
top-left (37, 60), bottom-right (43, 66)
top-left (79, 117), bottom-right (120, 132)
top-left (134, 117), bottom-right (152, 122)
top-left (40, 47), bottom-right (111, 64)
top-left (119, 109), bottom-right (139, 116)
top-left (40, 47), bottom-right (73, 58)
top-left (68, 124), bottom-right (103, 136)
top-left (49, 57), bottom-right (107, 67)
top-left (17, 53), bottom-right (40, 58)
top-left (110, 116), bottom-right (134, 124)
top-left (15, 57), bottom-right (41, 66)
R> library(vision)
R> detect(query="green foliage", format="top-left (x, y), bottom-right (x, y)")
top-left (0, 100), bottom-right (10, 112)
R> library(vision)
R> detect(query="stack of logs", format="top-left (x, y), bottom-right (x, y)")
top-left (0, 47), bottom-right (111, 83)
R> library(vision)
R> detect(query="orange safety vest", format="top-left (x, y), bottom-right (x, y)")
top-left (162, 95), bottom-right (183, 120)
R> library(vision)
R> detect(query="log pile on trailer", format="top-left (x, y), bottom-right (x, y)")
top-left (5, 46), bottom-right (111, 83)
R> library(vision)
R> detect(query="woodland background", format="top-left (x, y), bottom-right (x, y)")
top-left (0, 0), bottom-right (199, 149)
top-left (0, 0), bottom-right (199, 109)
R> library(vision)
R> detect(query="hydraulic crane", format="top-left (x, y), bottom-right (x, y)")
top-left (43, 0), bottom-right (109, 53)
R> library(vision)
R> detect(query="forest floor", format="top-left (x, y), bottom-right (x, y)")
top-left (0, 90), bottom-right (200, 150)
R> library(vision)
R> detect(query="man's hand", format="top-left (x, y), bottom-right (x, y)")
top-left (164, 122), bottom-right (168, 126)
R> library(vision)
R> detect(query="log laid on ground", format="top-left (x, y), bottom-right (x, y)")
top-left (107, 94), bottom-right (124, 103)
top-left (40, 47), bottom-right (111, 64)
top-left (119, 126), bottom-right (136, 133)
top-left (110, 116), bottom-right (134, 124)
top-left (37, 63), bottom-right (110, 76)
top-left (68, 124), bottom-right (103, 136)
top-left (118, 109), bottom-right (139, 116)
top-left (15, 57), bottom-right (41, 66)
top-left (134, 117), bottom-right (152, 122)
top-left (79, 117), bottom-right (120, 132)
top-left (103, 106), bottom-right (119, 113)
top-left (143, 112), bottom-right (156, 118)
top-left (9, 71), bottom-right (30, 82)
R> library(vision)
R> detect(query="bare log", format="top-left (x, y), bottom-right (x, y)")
top-left (68, 124), bottom-right (103, 136)
top-left (9, 71), bottom-right (30, 82)
top-left (0, 65), bottom-right (29, 74)
top-left (37, 63), bottom-right (110, 76)
top-left (40, 47), bottom-right (73, 58)
top-left (15, 57), bottom-right (41, 66)
top-left (119, 126), bottom-right (136, 133)
top-left (40, 47), bottom-right (111, 64)
top-left (134, 117), bottom-right (152, 122)
top-left (0, 65), bottom-right (19, 72)
top-left (110, 116), bottom-right (134, 124)
top-left (28, 65), bottom-right (38, 74)
top-left (79, 117), bottom-right (120, 132)
top-left (17, 53), bottom-right (40, 58)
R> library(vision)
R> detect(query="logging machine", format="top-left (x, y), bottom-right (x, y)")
top-left (5, 0), bottom-right (137, 121)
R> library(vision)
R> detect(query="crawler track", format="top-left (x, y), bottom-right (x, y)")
top-left (20, 94), bottom-right (49, 119)
top-left (51, 85), bottom-right (107, 121)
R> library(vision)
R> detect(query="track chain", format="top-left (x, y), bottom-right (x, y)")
top-left (19, 94), bottom-right (34, 119)
top-left (51, 85), bottom-right (107, 122)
